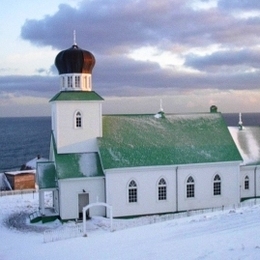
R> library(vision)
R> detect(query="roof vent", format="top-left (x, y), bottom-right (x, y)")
top-left (154, 99), bottom-right (165, 118)
top-left (210, 105), bottom-right (218, 113)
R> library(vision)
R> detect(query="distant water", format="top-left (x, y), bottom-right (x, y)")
top-left (0, 117), bottom-right (51, 172)
top-left (0, 113), bottom-right (259, 172)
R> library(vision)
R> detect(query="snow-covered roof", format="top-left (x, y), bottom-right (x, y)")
top-left (228, 126), bottom-right (260, 166)
top-left (55, 152), bottom-right (104, 179)
top-left (26, 157), bottom-right (48, 169)
top-left (98, 113), bottom-right (242, 170)
top-left (37, 162), bottom-right (57, 189)
top-left (0, 173), bottom-right (12, 190)
top-left (5, 170), bottom-right (35, 176)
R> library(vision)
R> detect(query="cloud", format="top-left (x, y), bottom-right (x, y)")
top-left (0, 0), bottom-right (258, 116)
top-left (0, 75), bottom-right (57, 97)
top-left (185, 49), bottom-right (260, 72)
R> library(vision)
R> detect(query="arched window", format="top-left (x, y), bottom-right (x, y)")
top-left (75, 111), bottom-right (82, 128)
top-left (213, 174), bottom-right (221, 195)
top-left (244, 176), bottom-right (249, 190)
top-left (158, 178), bottom-right (167, 201)
top-left (186, 176), bottom-right (195, 198)
top-left (128, 180), bottom-right (137, 203)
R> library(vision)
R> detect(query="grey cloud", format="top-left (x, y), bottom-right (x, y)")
top-left (185, 49), bottom-right (260, 71)
top-left (0, 75), bottom-right (57, 97)
top-left (16, 0), bottom-right (260, 96)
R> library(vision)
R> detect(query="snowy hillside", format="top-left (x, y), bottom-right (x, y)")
top-left (1, 193), bottom-right (260, 259)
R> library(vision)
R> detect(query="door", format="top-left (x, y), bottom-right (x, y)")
top-left (78, 193), bottom-right (89, 219)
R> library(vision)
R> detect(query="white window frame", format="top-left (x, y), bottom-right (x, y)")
top-left (128, 180), bottom-right (138, 203)
top-left (158, 178), bottom-right (167, 201)
top-left (186, 176), bottom-right (195, 198)
top-left (213, 174), bottom-right (221, 196)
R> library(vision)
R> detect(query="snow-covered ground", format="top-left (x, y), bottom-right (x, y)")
top-left (1, 193), bottom-right (260, 260)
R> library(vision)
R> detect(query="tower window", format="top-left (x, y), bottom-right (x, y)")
top-left (68, 76), bottom-right (73, 88)
top-left (75, 112), bottom-right (82, 128)
top-left (75, 76), bottom-right (80, 88)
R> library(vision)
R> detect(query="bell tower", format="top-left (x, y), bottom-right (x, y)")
top-left (50, 36), bottom-right (103, 154)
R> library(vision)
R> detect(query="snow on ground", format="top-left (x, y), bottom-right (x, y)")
top-left (1, 193), bottom-right (260, 260)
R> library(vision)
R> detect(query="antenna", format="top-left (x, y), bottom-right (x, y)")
top-left (160, 99), bottom-right (163, 112)
top-left (238, 112), bottom-right (243, 130)
top-left (73, 30), bottom-right (77, 45)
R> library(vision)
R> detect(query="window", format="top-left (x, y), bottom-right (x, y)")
top-left (158, 178), bottom-right (167, 200)
top-left (213, 174), bottom-right (221, 195)
top-left (68, 76), bottom-right (73, 88)
top-left (75, 112), bottom-right (82, 128)
top-left (244, 176), bottom-right (249, 190)
top-left (61, 76), bottom-right (65, 88)
top-left (128, 180), bottom-right (137, 203)
top-left (75, 76), bottom-right (80, 88)
top-left (186, 176), bottom-right (195, 198)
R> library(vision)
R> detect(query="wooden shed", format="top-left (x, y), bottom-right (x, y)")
top-left (5, 170), bottom-right (36, 190)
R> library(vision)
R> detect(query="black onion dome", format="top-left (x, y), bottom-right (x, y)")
top-left (55, 44), bottom-right (95, 74)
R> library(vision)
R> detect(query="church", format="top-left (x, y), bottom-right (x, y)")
top-left (35, 40), bottom-right (260, 222)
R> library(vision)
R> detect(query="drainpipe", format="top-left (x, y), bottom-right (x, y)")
top-left (254, 166), bottom-right (257, 198)
top-left (176, 166), bottom-right (179, 212)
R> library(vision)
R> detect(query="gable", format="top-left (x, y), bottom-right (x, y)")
top-left (98, 113), bottom-right (242, 170)
top-left (229, 126), bottom-right (260, 165)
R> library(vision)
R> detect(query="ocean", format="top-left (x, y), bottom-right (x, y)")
top-left (0, 113), bottom-right (259, 172)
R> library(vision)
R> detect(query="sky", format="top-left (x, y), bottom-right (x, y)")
top-left (1, 193), bottom-right (260, 259)
top-left (1, 0), bottom-right (260, 117)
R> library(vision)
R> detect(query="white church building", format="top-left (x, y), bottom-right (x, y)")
top-left (35, 41), bottom-right (260, 222)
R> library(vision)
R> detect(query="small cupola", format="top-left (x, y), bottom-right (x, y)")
top-left (54, 31), bottom-right (95, 91)
top-left (210, 105), bottom-right (218, 113)
top-left (154, 99), bottom-right (165, 119)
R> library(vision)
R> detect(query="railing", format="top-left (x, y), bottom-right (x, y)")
top-left (43, 198), bottom-right (260, 243)
top-left (112, 199), bottom-right (260, 231)
top-left (43, 224), bottom-right (83, 243)
top-left (0, 188), bottom-right (37, 197)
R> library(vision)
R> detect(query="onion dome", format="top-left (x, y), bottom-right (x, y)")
top-left (55, 44), bottom-right (96, 75)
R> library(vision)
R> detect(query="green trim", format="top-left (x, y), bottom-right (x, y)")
top-left (50, 91), bottom-right (104, 102)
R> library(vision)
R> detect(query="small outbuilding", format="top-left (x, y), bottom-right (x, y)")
top-left (5, 170), bottom-right (36, 190)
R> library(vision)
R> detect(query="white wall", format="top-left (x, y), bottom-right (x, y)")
top-left (240, 165), bottom-right (260, 199)
top-left (59, 177), bottom-right (105, 220)
top-left (106, 166), bottom-right (176, 218)
top-left (177, 162), bottom-right (240, 211)
top-left (105, 162), bottom-right (240, 218)
top-left (52, 101), bottom-right (102, 154)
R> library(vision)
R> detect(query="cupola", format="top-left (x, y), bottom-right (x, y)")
top-left (54, 32), bottom-right (95, 91)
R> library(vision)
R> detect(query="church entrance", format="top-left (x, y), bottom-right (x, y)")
top-left (78, 193), bottom-right (89, 220)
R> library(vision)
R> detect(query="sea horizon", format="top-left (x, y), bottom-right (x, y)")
top-left (0, 112), bottom-right (259, 172)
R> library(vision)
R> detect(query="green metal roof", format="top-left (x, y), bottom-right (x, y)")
top-left (98, 113), bottom-right (242, 170)
top-left (55, 152), bottom-right (104, 179)
top-left (49, 91), bottom-right (104, 102)
top-left (51, 132), bottom-right (104, 179)
top-left (36, 162), bottom-right (57, 189)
